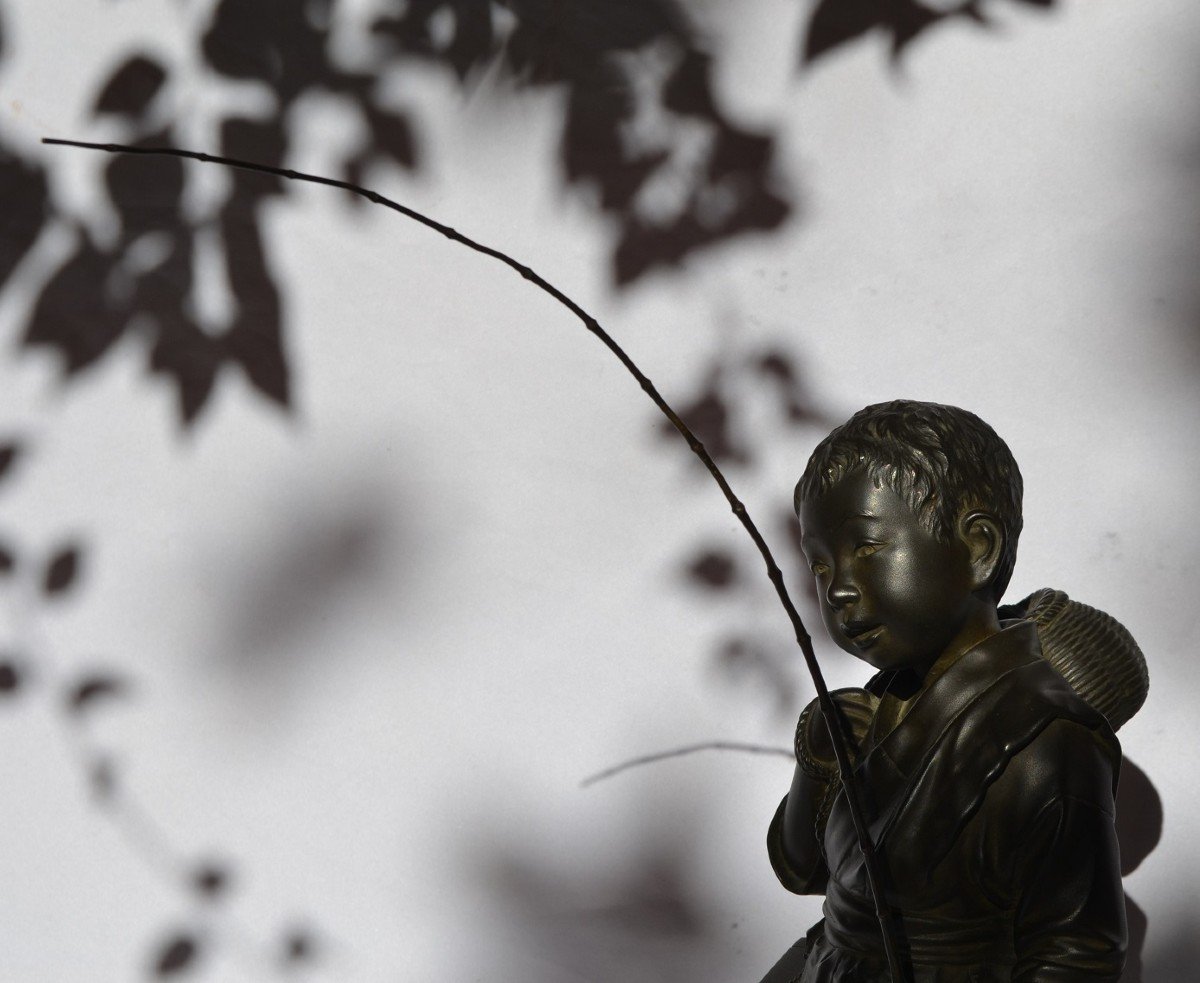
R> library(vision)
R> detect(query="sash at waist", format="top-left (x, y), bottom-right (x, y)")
top-left (824, 906), bottom-right (1015, 966)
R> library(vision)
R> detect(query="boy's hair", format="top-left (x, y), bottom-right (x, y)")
top-left (794, 400), bottom-right (1023, 601)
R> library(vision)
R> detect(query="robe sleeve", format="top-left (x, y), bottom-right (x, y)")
top-left (1007, 720), bottom-right (1127, 982)
top-left (768, 690), bottom-right (879, 895)
top-left (767, 779), bottom-right (831, 895)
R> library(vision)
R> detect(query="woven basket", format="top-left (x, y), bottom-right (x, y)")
top-left (999, 588), bottom-right (1149, 731)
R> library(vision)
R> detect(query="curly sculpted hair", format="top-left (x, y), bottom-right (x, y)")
top-left (794, 400), bottom-right (1024, 600)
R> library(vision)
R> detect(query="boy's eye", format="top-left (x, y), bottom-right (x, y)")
top-left (854, 542), bottom-right (884, 558)
top-left (809, 561), bottom-right (829, 576)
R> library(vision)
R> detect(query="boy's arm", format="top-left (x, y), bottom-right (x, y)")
top-left (1009, 721), bottom-right (1127, 982)
top-left (767, 767), bottom-right (832, 894)
top-left (767, 690), bottom-right (876, 895)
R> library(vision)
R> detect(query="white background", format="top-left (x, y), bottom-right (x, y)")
top-left (0, 0), bottom-right (1197, 980)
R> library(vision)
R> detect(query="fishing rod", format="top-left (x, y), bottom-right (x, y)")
top-left (43, 136), bottom-right (908, 982)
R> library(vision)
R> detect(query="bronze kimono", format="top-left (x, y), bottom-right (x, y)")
top-left (768, 622), bottom-right (1127, 982)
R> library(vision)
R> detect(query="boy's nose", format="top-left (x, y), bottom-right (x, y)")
top-left (826, 579), bottom-right (860, 609)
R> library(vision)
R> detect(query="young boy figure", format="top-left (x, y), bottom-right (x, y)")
top-left (767, 400), bottom-right (1126, 982)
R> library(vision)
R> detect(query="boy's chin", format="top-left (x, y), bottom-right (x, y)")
top-left (839, 642), bottom-right (920, 674)
top-left (835, 641), bottom-right (893, 671)
top-left (852, 651), bottom-right (907, 672)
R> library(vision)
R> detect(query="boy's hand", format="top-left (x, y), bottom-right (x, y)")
top-left (795, 688), bottom-right (878, 779)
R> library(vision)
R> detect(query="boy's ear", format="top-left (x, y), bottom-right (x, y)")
top-left (958, 510), bottom-right (1004, 593)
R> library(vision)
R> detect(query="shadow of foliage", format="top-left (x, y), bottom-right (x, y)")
top-left (802, 0), bottom-right (1056, 64)
top-left (665, 343), bottom-right (833, 719)
top-left (370, 0), bottom-right (790, 284)
top-left (23, 117), bottom-right (290, 424)
top-left (0, 484), bottom-right (321, 976)
top-left (5, 0), bottom-right (1071, 426)
top-left (660, 346), bottom-right (831, 473)
top-left (1, 1), bottom-right (1116, 977)
top-left (8, 0), bottom-right (795, 426)
top-left (0, 148), bottom-right (48, 286)
top-left (468, 799), bottom-right (745, 982)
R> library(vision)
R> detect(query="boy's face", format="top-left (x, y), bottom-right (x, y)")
top-left (797, 469), bottom-right (978, 675)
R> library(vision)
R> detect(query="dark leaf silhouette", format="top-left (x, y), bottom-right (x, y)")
top-left (717, 636), bottom-right (752, 672)
top-left (471, 817), bottom-right (738, 982)
top-left (220, 117), bottom-right (288, 181)
top-left (786, 397), bottom-right (817, 424)
top-left (714, 635), bottom-right (796, 716)
top-left (685, 549), bottom-right (738, 590)
top-left (219, 179), bottom-right (290, 411)
top-left (341, 103), bottom-right (419, 196)
top-left (658, 369), bottom-right (750, 467)
top-left (888, 2), bottom-right (952, 56)
top-left (283, 929), bottom-right (314, 963)
top-left (93, 54), bottom-right (168, 120)
top-left (753, 348), bottom-right (826, 428)
top-left (153, 933), bottom-right (200, 976)
top-left (376, 0), bottom-right (789, 285)
top-left (18, 0), bottom-right (1073, 430)
top-left (503, 0), bottom-right (687, 84)
top-left (24, 127), bottom-right (292, 422)
top-left (654, 346), bottom-right (826, 485)
top-left (43, 545), bottom-right (82, 595)
top-left (756, 350), bottom-right (795, 383)
top-left (779, 505), bottom-right (819, 607)
top-left (604, 46), bottom-right (790, 284)
top-left (202, 0), bottom-right (330, 101)
top-left (362, 105), bottom-right (417, 170)
top-left (661, 48), bottom-right (717, 117)
top-left (138, 236), bottom-right (224, 424)
top-left (0, 149), bottom-right (49, 286)
top-left (192, 863), bottom-right (231, 899)
top-left (0, 442), bottom-right (21, 483)
top-left (22, 0), bottom-right (796, 428)
top-left (802, 0), bottom-right (995, 63)
top-left (106, 137), bottom-right (185, 235)
top-left (23, 237), bottom-right (130, 375)
top-left (780, 505), bottom-right (805, 562)
top-left (372, 0), bottom-right (499, 81)
top-left (560, 62), bottom-right (666, 211)
top-left (90, 756), bottom-right (117, 801)
top-left (804, 0), bottom-right (887, 62)
top-left (0, 544), bottom-right (14, 575)
top-left (149, 315), bottom-right (223, 424)
top-left (66, 674), bottom-right (128, 716)
top-left (0, 660), bottom-right (21, 694)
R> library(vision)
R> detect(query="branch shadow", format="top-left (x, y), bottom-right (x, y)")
top-left (4, 0), bottom-right (797, 428)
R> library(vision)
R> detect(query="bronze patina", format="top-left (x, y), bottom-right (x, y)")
top-left (766, 400), bottom-right (1140, 983)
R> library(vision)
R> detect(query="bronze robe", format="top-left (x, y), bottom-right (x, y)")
top-left (769, 622), bottom-right (1126, 982)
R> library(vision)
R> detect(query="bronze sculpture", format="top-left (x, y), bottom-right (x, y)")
top-left (40, 141), bottom-right (1150, 982)
top-left (766, 400), bottom-right (1145, 982)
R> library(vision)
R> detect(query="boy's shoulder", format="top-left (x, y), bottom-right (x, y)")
top-left (952, 620), bottom-right (1120, 771)
top-left (944, 622), bottom-right (1121, 821)
top-left (869, 619), bottom-right (1117, 752)
top-left (869, 621), bottom-right (1120, 867)
top-left (1003, 715), bottom-right (1119, 814)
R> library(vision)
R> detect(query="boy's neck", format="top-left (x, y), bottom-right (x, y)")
top-left (886, 602), bottom-right (1002, 703)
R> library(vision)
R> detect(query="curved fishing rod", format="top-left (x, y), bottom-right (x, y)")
top-left (42, 136), bottom-right (908, 982)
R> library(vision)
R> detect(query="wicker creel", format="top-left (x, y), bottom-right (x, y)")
top-left (999, 588), bottom-right (1149, 732)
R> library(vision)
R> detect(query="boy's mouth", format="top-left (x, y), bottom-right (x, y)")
top-left (841, 621), bottom-right (884, 649)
